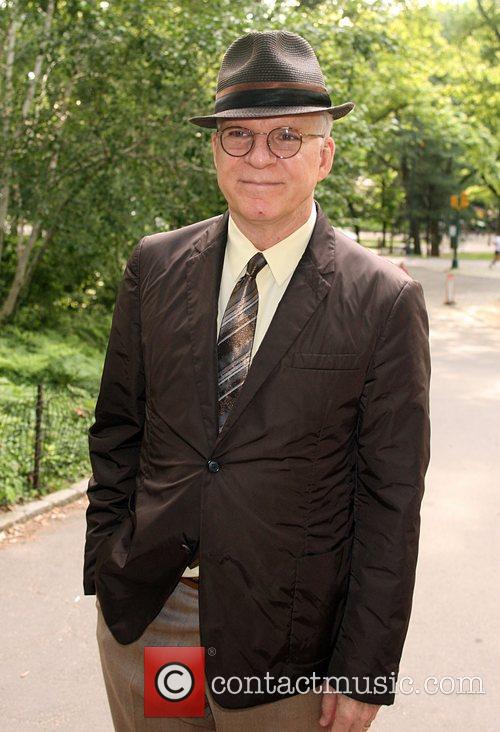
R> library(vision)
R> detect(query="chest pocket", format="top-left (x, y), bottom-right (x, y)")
top-left (290, 352), bottom-right (361, 371)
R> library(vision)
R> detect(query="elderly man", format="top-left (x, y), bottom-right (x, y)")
top-left (84, 30), bottom-right (431, 731)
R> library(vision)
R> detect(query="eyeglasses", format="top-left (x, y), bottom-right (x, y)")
top-left (216, 125), bottom-right (326, 159)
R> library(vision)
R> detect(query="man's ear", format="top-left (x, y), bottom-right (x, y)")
top-left (329, 136), bottom-right (335, 165)
top-left (318, 136), bottom-right (335, 182)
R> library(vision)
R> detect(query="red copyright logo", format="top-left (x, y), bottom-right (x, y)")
top-left (144, 647), bottom-right (205, 718)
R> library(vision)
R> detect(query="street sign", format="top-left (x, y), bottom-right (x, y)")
top-left (450, 193), bottom-right (469, 210)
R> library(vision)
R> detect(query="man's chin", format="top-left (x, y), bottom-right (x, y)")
top-left (232, 201), bottom-right (283, 224)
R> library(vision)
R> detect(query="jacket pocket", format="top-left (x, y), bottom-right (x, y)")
top-left (291, 352), bottom-right (361, 371)
top-left (288, 544), bottom-right (351, 665)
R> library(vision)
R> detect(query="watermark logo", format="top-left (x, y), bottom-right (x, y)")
top-left (144, 647), bottom-right (205, 718)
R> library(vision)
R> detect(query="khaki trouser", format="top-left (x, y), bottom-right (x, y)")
top-left (96, 581), bottom-right (325, 731)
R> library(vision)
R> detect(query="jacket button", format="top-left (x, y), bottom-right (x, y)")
top-left (207, 459), bottom-right (220, 473)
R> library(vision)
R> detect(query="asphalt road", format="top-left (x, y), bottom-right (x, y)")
top-left (1, 259), bottom-right (498, 731)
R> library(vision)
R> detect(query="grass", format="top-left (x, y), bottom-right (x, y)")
top-left (0, 383), bottom-right (94, 506)
top-left (440, 252), bottom-right (493, 261)
top-left (0, 314), bottom-right (106, 505)
top-left (361, 242), bottom-right (493, 261)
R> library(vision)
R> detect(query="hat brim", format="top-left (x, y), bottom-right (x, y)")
top-left (188, 102), bottom-right (355, 129)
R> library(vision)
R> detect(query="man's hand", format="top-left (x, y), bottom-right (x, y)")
top-left (319, 682), bottom-right (381, 731)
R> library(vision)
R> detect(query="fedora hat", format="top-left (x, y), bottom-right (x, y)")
top-left (188, 30), bottom-right (355, 128)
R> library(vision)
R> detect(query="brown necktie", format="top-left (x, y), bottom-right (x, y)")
top-left (217, 252), bottom-right (268, 432)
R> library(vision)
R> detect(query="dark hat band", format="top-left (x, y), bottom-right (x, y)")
top-left (214, 87), bottom-right (332, 114)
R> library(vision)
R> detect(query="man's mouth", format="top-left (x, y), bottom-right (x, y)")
top-left (239, 181), bottom-right (283, 186)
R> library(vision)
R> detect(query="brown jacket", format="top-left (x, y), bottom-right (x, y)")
top-left (83, 201), bottom-right (431, 708)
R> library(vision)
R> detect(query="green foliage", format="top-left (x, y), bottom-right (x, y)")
top-left (0, 324), bottom-right (104, 391)
top-left (0, 319), bottom-right (106, 505)
top-left (0, 382), bottom-right (94, 505)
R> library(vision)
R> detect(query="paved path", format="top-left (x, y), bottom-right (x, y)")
top-left (0, 261), bottom-right (498, 731)
top-left (376, 262), bottom-right (499, 731)
top-left (0, 497), bottom-right (112, 730)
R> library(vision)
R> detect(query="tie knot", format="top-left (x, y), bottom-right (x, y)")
top-left (246, 252), bottom-right (267, 279)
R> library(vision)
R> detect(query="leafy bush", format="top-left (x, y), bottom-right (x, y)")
top-left (0, 323), bottom-right (103, 506)
top-left (0, 324), bottom-right (105, 392)
top-left (0, 383), bottom-right (94, 506)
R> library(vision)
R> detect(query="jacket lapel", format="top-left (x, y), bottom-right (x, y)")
top-left (185, 201), bottom-right (336, 452)
top-left (185, 212), bottom-right (229, 450)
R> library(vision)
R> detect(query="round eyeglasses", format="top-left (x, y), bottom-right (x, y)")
top-left (216, 126), bottom-right (326, 159)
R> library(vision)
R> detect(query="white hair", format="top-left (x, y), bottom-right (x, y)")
top-left (322, 111), bottom-right (334, 137)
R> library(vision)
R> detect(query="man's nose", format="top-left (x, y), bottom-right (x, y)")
top-left (245, 133), bottom-right (276, 167)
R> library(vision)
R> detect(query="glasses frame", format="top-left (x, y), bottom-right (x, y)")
top-left (216, 125), bottom-right (326, 159)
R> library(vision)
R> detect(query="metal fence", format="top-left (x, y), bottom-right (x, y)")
top-left (0, 384), bottom-right (94, 506)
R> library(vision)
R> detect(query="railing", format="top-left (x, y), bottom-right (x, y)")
top-left (0, 384), bottom-right (94, 506)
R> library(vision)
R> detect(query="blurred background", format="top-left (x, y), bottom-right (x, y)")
top-left (0, 1), bottom-right (498, 730)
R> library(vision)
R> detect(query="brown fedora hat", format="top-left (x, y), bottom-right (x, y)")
top-left (188, 30), bottom-right (355, 129)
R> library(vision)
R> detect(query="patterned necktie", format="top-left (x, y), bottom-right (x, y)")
top-left (217, 252), bottom-right (268, 432)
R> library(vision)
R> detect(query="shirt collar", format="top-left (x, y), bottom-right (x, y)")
top-left (226, 202), bottom-right (317, 287)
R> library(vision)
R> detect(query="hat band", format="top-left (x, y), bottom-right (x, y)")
top-left (214, 87), bottom-right (332, 114)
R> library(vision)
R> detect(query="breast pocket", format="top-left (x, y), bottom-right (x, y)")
top-left (290, 352), bottom-right (361, 371)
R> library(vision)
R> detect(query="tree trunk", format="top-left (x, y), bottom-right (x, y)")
top-left (430, 219), bottom-right (441, 256)
top-left (0, 14), bottom-right (20, 260)
top-left (410, 217), bottom-right (421, 255)
top-left (0, 0), bottom-right (55, 264)
top-left (0, 221), bottom-right (41, 323)
top-left (346, 200), bottom-right (361, 244)
top-left (20, 226), bottom-right (56, 297)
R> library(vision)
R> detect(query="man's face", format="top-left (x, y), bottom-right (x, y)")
top-left (210, 113), bottom-right (335, 227)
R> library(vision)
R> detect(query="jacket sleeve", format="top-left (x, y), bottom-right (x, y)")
top-left (83, 238), bottom-right (146, 595)
top-left (327, 279), bottom-right (431, 705)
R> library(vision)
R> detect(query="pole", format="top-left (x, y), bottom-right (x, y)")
top-left (449, 210), bottom-right (460, 269)
top-left (33, 383), bottom-right (44, 493)
top-left (444, 273), bottom-right (455, 305)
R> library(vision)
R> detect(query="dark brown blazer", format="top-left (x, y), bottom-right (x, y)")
top-left (83, 201), bottom-right (431, 709)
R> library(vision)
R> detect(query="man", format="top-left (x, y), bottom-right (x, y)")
top-left (84, 30), bottom-right (431, 731)
top-left (488, 233), bottom-right (500, 268)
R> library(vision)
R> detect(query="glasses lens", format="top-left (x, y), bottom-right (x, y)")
top-left (220, 128), bottom-right (253, 156)
top-left (268, 128), bottom-right (302, 158)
